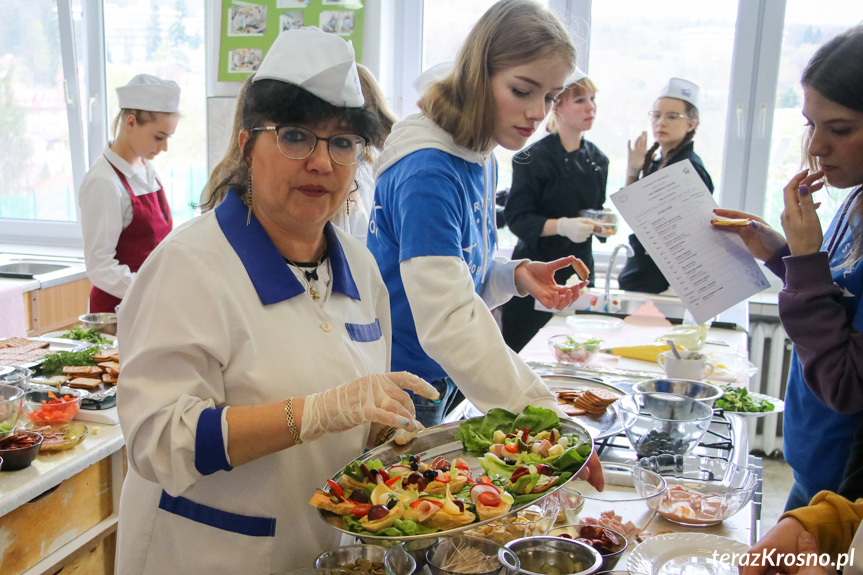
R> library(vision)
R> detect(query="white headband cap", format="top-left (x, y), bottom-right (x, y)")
top-left (412, 62), bottom-right (454, 95)
top-left (657, 77), bottom-right (700, 108)
top-left (254, 27), bottom-right (363, 108)
top-left (116, 74), bottom-right (181, 113)
top-left (567, 67), bottom-right (588, 86)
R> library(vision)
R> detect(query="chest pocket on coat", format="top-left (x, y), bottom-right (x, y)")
top-left (345, 318), bottom-right (382, 342)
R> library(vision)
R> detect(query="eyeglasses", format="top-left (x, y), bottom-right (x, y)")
top-left (250, 125), bottom-right (367, 166)
top-left (648, 111), bottom-right (692, 122)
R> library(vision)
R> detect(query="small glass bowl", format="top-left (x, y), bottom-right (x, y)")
top-left (0, 384), bottom-right (24, 435)
top-left (617, 392), bottom-right (714, 458)
top-left (548, 334), bottom-right (602, 364)
top-left (561, 462), bottom-right (666, 541)
top-left (23, 390), bottom-right (83, 424)
top-left (463, 493), bottom-right (560, 544)
top-left (636, 454), bottom-right (758, 526)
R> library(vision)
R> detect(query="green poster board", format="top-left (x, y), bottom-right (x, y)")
top-left (219, 0), bottom-right (365, 83)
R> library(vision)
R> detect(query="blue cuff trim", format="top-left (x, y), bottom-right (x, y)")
top-left (345, 318), bottom-right (383, 342)
top-left (195, 407), bottom-right (232, 476)
top-left (158, 491), bottom-right (276, 537)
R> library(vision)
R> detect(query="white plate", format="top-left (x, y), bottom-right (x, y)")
top-left (628, 533), bottom-right (750, 575)
top-left (41, 330), bottom-right (117, 343)
top-left (566, 315), bottom-right (625, 332)
top-left (717, 391), bottom-right (784, 418)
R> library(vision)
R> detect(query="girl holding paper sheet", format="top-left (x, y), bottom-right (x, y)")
top-left (618, 77), bottom-right (714, 294)
top-left (713, 25), bottom-right (863, 511)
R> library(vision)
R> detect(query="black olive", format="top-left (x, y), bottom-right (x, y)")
top-left (409, 455), bottom-right (419, 463)
top-left (422, 469), bottom-right (438, 481)
top-left (386, 497), bottom-right (398, 509)
top-left (537, 464), bottom-right (553, 476)
top-left (503, 458), bottom-right (516, 466)
top-left (370, 468), bottom-right (380, 477)
top-left (349, 490), bottom-right (370, 503)
top-left (409, 461), bottom-right (419, 471)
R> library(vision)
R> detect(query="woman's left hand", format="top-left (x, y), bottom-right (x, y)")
top-left (514, 257), bottom-right (586, 311)
top-left (781, 169), bottom-right (826, 256)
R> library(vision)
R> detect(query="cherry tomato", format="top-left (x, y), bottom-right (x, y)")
top-left (351, 503), bottom-right (372, 517)
top-left (477, 491), bottom-right (501, 507)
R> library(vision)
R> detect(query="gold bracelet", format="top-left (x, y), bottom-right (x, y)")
top-left (375, 426), bottom-right (397, 446)
top-left (285, 398), bottom-right (302, 445)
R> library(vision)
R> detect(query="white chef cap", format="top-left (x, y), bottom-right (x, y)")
top-left (566, 67), bottom-right (588, 87)
top-left (254, 27), bottom-right (363, 108)
top-left (116, 74), bottom-right (181, 113)
top-left (657, 77), bottom-right (700, 108)
top-left (412, 62), bottom-right (454, 95)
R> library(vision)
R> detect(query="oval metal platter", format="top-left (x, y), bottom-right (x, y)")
top-left (317, 416), bottom-right (594, 542)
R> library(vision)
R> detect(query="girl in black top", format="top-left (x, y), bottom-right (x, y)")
top-left (618, 77), bottom-right (714, 294)
top-left (501, 71), bottom-right (608, 352)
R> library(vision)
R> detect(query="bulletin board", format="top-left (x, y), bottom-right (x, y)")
top-left (219, 0), bottom-right (365, 83)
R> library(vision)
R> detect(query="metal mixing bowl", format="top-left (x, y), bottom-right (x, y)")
top-left (503, 536), bottom-right (602, 575)
top-left (79, 313), bottom-right (118, 336)
top-left (633, 379), bottom-right (724, 407)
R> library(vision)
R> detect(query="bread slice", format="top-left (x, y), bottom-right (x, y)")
top-left (68, 377), bottom-right (103, 390)
top-left (572, 258), bottom-right (590, 281)
top-left (62, 366), bottom-right (103, 376)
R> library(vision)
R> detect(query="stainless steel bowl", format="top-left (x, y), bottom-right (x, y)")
top-left (633, 379), bottom-right (724, 407)
top-left (503, 536), bottom-right (602, 575)
top-left (79, 313), bottom-right (118, 336)
top-left (0, 366), bottom-right (31, 388)
top-left (315, 544), bottom-right (390, 571)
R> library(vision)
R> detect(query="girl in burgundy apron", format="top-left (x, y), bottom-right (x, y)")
top-left (78, 74), bottom-right (181, 313)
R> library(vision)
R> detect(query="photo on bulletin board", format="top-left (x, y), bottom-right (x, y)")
top-left (219, 0), bottom-right (364, 83)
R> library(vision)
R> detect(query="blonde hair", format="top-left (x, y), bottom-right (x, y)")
top-left (111, 109), bottom-right (176, 140)
top-left (356, 64), bottom-right (398, 150)
top-left (546, 76), bottom-right (598, 133)
top-left (199, 75), bottom-right (254, 213)
top-left (419, 0), bottom-right (576, 152)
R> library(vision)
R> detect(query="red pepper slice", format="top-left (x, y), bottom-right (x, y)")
top-left (409, 498), bottom-right (443, 509)
top-left (434, 472), bottom-right (451, 483)
top-left (326, 479), bottom-right (344, 498)
top-left (351, 503), bottom-right (372, 517)
top-left (480, 475), bottom-right (492, 485)
top-left (384, 475), bottom-right (401, 488)
top-left (454, 462), bottom-right (470, 471)
top-left (504, 442), bottom-right (518, 454)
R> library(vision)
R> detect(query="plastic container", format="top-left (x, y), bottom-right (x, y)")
top-left (548, 334), bottom-right (602, 364)
top-left (23, 389), bottom-right (83, 424)
top-left (579, 209), bottom-right (618, 238)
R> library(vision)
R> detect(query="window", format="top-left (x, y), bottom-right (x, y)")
top-left (0, 0), bottom-right (79, 222)
top-left (103, 0), bottom-right (206, 225)
top-left (762, 1), bottom-right (863, 231)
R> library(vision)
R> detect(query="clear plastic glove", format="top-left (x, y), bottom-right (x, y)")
top-left (557, 217), bottom-right (598, 244)
top-left (627, 131), bottom-right (648, 176)
top-left (300, 372), bottom-right (439, 443)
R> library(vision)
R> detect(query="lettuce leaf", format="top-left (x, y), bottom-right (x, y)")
top-left (456, 406), bottom-right (562, 455)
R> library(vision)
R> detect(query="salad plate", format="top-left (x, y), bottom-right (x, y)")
top-left (714, 386), bottom-right (784, 419)
top-left (628, 533), bottom-right (750, 575)
top-left (316, 410), bottom-right (594, 541)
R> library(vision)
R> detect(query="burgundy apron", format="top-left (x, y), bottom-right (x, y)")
top-left (89, 160), bottom-right (173, 313)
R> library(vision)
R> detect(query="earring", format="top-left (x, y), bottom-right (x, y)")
top-left (245, 173), bottom-right (253, 226)
top-left (345, 180), bottom-right (359, 216)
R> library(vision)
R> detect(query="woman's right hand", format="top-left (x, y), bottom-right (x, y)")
top-left (627, 131), bottom-right (648, 175)
top-left (712, 208), bottom-right (788, 262)
top-left (300, 372), bottom-right (438, 443)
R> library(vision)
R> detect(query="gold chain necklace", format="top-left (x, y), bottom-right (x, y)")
top-left (283, 238), bottom-right (327, 301)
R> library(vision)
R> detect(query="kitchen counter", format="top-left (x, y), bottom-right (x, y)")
top-left (0, 423), bottom-right (125, 575)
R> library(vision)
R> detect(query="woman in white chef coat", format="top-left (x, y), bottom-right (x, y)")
top-left (78, 74), bottom-right (180, 313)
top-left (115, 29), bottom-right (437, 574)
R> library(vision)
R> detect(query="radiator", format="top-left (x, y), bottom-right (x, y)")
top-left (746, 320), bottom-right (791, 456)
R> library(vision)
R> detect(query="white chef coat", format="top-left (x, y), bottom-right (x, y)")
top-left (115, 189), bottom-right (391, 574)
top-left (78, 145), bottom-right (163, 300)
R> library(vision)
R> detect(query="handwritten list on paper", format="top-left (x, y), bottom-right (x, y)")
top-left (610, 160), bottom-right (769, 325)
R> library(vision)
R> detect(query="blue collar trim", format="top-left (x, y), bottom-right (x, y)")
top-left (215, 189), bottom-right (360, 304)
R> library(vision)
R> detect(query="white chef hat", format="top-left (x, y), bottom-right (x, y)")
top-left (412, 62), bottom-right (454, 95)
top-left (657, 77), bottom-right (700, 108)
top-left (566, 67), bottom-right (588, 87)
top-left (254, 27), bottom-right (363, 108)
top-left (116, 74), bottom-right (181, 113)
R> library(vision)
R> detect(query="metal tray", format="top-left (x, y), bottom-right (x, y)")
top-left (317, 416), bottom-right (594, 541)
